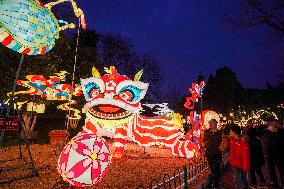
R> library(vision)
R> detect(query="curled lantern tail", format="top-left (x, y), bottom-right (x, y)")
top-left (131, 115), bottom-right (201, 159)
top-left (171, 140), bottom-right (200, 159)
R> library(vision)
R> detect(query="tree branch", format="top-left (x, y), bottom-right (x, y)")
top-left (262, 18), bottom-right (284, 34)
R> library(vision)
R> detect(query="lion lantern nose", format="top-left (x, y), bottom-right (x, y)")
top-left (104, 92), bottom-right (115, 99)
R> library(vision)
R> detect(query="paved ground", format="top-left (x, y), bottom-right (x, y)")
top-left (192, 165), bottom-right (234, 189)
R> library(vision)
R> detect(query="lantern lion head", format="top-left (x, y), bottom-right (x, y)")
top-left (81, 67), bottom-right (149, 120)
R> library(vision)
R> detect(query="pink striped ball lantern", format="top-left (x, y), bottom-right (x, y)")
top-left (57, 134), bottom-right (111, 187)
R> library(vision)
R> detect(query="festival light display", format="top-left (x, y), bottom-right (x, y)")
top-left (172, 112), bottom-right (185, 132)
top-left (57, 100), bottom-right (81, 119)
top-left (77, 66), bottom-right (200, 159)
top-left (0, 0), bottom-right (85, 55)
top-left (57, 67), bottom-right (208, 186)
top-left (278, 103), bottom-right (284, 109)
top-left (0, 0), bottom-right (86, 181)
top-left (184, 81), bottom-right (206, 110)
top-left (141, 103), bottom-right (174, 116)
top-left (140, 103), bottom-right (184, 132)
top-left (55, 67), bottom-right (216, 187)
top-left (222, 108), bottom-right (279, 126)
top-left (183, 80), bottom-right (207, 151)
top-left (57, 134), bottom-right (111, 187)
top-left (3, 97), bottom-right (27, 110)
top-left (13, 71), bottom-right (82, 118)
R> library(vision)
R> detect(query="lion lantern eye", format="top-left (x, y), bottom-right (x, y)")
top-left (84, 82), bottom-right (102, 100)
top-left (81, 77), bottom-right (105, 101)
top-left (118, 85), bottom-right (143, 103)
top-left (90, 89), bottom-right (100, 98)
top-left (116, 81), bottom-right (149, 104)
top-left (119, 90), bottom-right (134, 101)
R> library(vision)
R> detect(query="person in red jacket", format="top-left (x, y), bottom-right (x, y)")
top-left (229, 124), bottom-right (250, 189)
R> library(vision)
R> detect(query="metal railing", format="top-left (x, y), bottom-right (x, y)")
top-left (136, 157), bottom-right (209, 189)
top-left (137, 152), bottom-right (230, 189)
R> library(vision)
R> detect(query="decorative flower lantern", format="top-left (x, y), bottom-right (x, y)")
top-left (57, 134), bottom-right (111, 187)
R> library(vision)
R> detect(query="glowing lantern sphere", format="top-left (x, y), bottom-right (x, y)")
top-left (202, 110), bottom-right (221, 130)
top-left (0, 0), bottom-right (85, 55)
top-left (57, 134), bottom-right (111, 187)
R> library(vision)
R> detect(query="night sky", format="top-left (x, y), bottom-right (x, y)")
top-left (78, 0), bottom-right (284, 92)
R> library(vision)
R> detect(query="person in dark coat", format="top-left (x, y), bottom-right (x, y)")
top-left (201, 119), bottom-right (223, 189)
top-left (257, 124), bottom-right (277, 187)
top-left (266, 119), bottom-right (284, 188)
top-left (247, 127), bottom-right (266, 188)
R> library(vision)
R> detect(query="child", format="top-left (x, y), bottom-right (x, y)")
top-left (229, 124), bottom-right (250, 189)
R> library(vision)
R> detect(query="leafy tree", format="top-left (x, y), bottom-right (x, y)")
top-left (138, 54), bottom-right (164, 103)
top-left (203, 66), bottom-right (283, 116)
top-left (203, 67), bottom-right (244, 113)
top-left (222, 0), bottom-right (284, 115)
top-left (96, 34), bottom-right (135, 75)
top-left (0, 45), bottom-right (22, 101)
top-left (202, 74), bottom-right (215, 110)
top-left (75, 29), bottom-right (100, 80)
top-left (242, 82), bottom-right (284, 112)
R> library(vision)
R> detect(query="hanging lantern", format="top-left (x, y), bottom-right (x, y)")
top-left (27, 102), bottom-right (45, 113)
top-left (57, 134), bottom-right (111, 187)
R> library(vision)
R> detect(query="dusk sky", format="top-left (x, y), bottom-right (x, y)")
top-left (77, 0), bottom-right (284, 91)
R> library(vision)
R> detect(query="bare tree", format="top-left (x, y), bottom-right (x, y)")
top-left (223, 0), bottom-right (284, 85)
top-left (223, 0), bottom-right (284, 36)
top-left (97, 34), bottom-right (135, 76)
top-left (96, 35), bottom-right (164, 102)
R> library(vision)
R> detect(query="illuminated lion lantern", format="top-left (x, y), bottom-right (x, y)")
top-left (58, 66), bottom-right (203, 187)
top-left (78, 66), bottom-right (200, 159)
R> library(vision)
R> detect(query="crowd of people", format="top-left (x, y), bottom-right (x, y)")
top-left (201, 118), bottom-right (284, 189)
